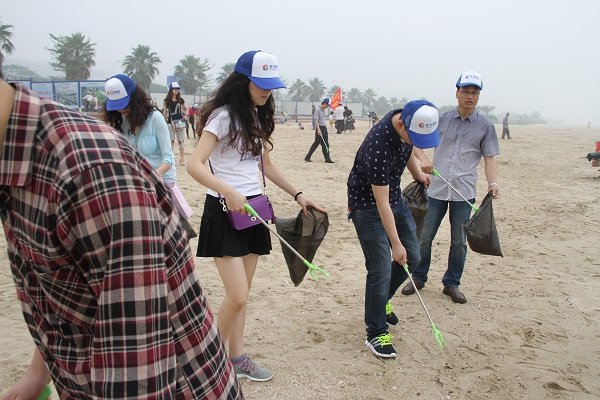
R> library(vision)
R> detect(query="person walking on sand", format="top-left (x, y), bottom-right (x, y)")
top-left (163, 81), bottom-right (187, 165)
top-left (334, 102), bottom-right (345, 134)
top-left (348, 100), bottom-right (440, 358)
top-left (0, 66), bottom-right (242, 399)
top-left (187, 50), bottom-right (325, 382)
top-left (502, 112), bottom-right (511, 139)
top-left (402, 70), bottom-right (500, 304)
top-left (305, 98), bottom-right (335, 163)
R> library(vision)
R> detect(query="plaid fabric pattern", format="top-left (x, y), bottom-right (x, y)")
top-left (0, 86), bottom-right (243, 399)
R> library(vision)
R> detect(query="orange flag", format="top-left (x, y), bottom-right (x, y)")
top-left (329, 88), bottom-right (342, 109)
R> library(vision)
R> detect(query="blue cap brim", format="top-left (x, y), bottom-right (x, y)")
top-left (249, 76), bottom-right (286, 90)
top-left (106, 96), bottom-right (131, 111)
top-left (408, 128), bottom-right (440, 149)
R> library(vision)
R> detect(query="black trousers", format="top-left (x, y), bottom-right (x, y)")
top-left (305, 126), bottom-right (332, 161)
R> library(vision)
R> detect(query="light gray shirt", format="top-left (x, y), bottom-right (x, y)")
top-left (428, 108), bottom-right (499, 201)
top-left (315, 106), bottom-right (328, 127)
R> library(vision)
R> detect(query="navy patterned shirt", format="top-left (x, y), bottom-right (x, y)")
top-left (347, 109), bottom-right (413, 210)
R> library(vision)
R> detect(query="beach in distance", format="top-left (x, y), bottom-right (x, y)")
top-left (1, 119), bottom-right (599, 399)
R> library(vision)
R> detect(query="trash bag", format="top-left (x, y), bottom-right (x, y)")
top-left (275, 208), bottom-right (329, 286)
top-left (464, 192), bottom-right (503, 257)
top-left (402, 181), bottom-right (428, 237)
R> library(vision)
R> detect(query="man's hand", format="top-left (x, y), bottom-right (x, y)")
top-left (391, 242), bottom-right (407, 266)
top-left (488, 183), bottom-right (500, 199)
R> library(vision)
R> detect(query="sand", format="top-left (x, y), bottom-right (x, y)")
top-left (1, 120), bottom-right (599, 400)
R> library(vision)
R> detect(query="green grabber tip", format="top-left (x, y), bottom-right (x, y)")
top-left (402, 264), bottom-right (446, 349)
top-left (431, 168), bottom-right (479, 213)
top-left (245, 204), bottom-right (329, 282)
top-left (36, 385), bottom-right (52, 400)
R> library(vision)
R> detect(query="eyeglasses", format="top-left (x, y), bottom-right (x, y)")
top-left (458, 89), bottom-right (480, 96)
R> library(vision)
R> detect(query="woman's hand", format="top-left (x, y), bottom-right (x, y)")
top-left (295, 193), bottom-right (326, 216)
top-left (222, 189), bottom-right (248, 214)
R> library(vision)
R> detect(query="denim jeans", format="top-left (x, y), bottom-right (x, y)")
top-left (412, 197), bottom-right (474, 287)
top-left (350, 199), bottom-right (421, 337)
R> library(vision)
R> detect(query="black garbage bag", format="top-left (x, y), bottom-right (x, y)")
top-left (275, 209), bottom-right (329, 286)
top-left (402, 181), bottom-right (428, 237)
top-left (464, 192), bottom-right (503, 257)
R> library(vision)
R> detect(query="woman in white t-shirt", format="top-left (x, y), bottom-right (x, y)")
top-left (187, 51), bottom-right (325, 382)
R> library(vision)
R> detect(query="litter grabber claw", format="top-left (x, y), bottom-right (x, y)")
top-left (432, 168), bottom-right (479, 213)
top-left (402, 263), bottom-right (446, 348)
top-left (245, 203), bottom-right (329, 281)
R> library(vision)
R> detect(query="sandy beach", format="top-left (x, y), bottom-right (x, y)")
top-left (1, 119), bottom-right (599, 400)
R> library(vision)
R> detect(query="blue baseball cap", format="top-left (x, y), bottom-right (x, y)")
top-left (104, 74), bottom-right (136, 111)
top-left (401, 100), bottom-right (440, 149)
top-left (322, 98), bottom-right (330, 105)
top-left (456, 70), bottom-right (483, 90)
top-left (234, 50), bottom-right (286, 90)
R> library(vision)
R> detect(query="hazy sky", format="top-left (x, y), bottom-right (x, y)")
top-left (2, 0), bottom-right (599, 124)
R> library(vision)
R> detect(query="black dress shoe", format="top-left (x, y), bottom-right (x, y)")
top-left (401, 280), bottom-right (424, 295)
top-left (443, 286), bottom-right (467, 304)
top-left (325, 160), bottom-right (335, 163)
top-left (304, 157), bottom-right (312, 162)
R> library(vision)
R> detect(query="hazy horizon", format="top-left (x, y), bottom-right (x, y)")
top-left (2, 0), bottom-right (599, 125)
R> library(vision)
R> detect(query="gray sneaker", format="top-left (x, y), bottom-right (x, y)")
top-left (232, 354), bottom-right (273, 382)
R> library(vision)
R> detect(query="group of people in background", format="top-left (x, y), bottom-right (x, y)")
top-left (0, 46), bottom-right (501, 398)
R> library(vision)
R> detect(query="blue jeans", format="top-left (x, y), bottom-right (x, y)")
top-left (350, 199), bottom-right (421, 337)
top-left (412, 197), bottom-right (474, 287)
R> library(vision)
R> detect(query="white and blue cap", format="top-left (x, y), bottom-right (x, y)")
top-left (401, 100), bottom-right (440, 149)
top-left (456, 70), bottom-right (483, 90)
top-left (104, 74), bottom-right (136, 111)
top-left (234, 50), bottom-right (286, 90)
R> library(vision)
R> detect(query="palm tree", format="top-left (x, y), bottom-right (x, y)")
top-left (373, 96), bottom-right (391, 115)
top-left (47, 32), bottom-right (96, 80)
top-left (122, 45), bottom-right (161, 91)
top-left (215, 62), bottom-right (235, 85)
top-left (307, 77), bottom-right (326, 102)
top-left (362, 88), bottom-right (377, 109)
top-left (288, 79), bottom-right (308, 101)
top-left (0, 20), bottom-right (15, 66)
top-left (478, 105), bottom-right (498, 123)
top-left (174, 55), bottom-right (211, 98)
top-left (346, 88), bottom-right (362, 103)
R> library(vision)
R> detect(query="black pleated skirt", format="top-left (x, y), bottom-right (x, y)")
top-left (196, 194), bottom-right (272, 258)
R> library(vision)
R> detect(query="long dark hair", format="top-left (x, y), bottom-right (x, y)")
top-left (198, 72), bottom-right (275, 155)
top-left (102, 86), bottom-right (155, 134)
top-left (163, 88), bottom-right (184, 106)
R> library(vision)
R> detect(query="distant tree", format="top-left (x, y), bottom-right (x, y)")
top-left (0, 20), bottom-right (15, 65)
top-left (346, 88), bottom-right (362, 103)
top-left (362, 88), bottom-right (377, 109)
top-left (215, 62), bottom-right (235, 85)
top-left (47, 32), bottom-right (96, 80)
top-left (288, 79), bottom-right (309, 101)
top-left (3, 64), bottom-right (44, 80)
top-left (122, 45), bottom-right (161, 91)
top-left (478, 105), bottom-right (498, 123)
top-left (399, 97), bottom-right (409, 108)
top-left (307, 77), bottom-right (326, 102)
top-left (173, 55), bottom-right (211, 97)
top-left (328, 84), bottom-right (341, 97)
top-left (512, 110), bottom-right (546, 125)
top-left (373, 96), bottom-right (391, 115)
